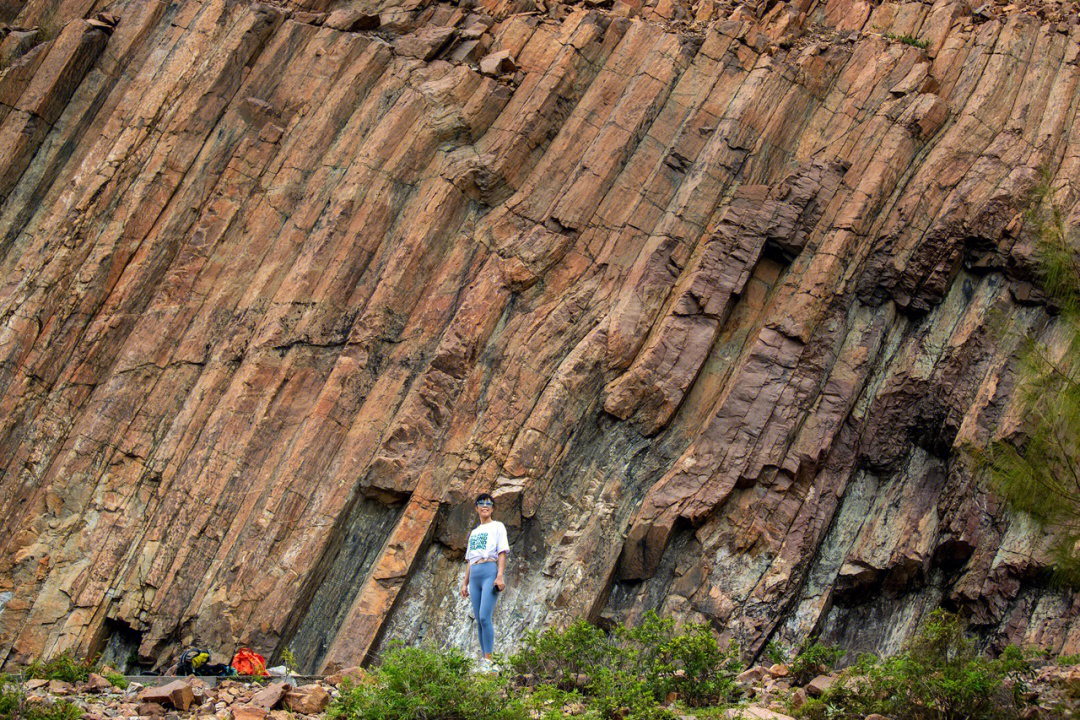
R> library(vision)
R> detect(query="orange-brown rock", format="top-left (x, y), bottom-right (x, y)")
top-left (283, 686), bottom-right (330, 715)
top-left (230, 705), bottom-right (269, 720)
top-left (84, 673), bottom-right (113, 693)
top-left (139, 681), bottom-right (195, 712)
top-left (0, 0), bottom-right (1079, 677)
top-left (250, 682), bottom-right (289, 711)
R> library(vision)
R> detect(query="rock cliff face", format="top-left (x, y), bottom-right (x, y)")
top-left (1, 0), bottom-right (1079, 674)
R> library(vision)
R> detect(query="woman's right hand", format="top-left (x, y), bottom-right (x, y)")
top-left (461, 583), bottom-right (469, 598)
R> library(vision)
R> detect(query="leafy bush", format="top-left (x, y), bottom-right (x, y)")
top-left (0, 675), bottom-right (83, 720)
top-left (789, 641), bottom-right (844, 685)
top-left (796, 611), bottom-right (1031, 720)
top-left (24, 652), bottom-right (94, 684)
top-left (621, 614), bottom-right (742, 707)
top-left (507, 611), bottom-right (742, 714)
top-left (509, 620), bottom-right (612, 691)
top-left (328, 643), bottom-right (525, 720)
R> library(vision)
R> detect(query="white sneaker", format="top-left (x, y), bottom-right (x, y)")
top-left (476, 658), bottom-right (493, 673)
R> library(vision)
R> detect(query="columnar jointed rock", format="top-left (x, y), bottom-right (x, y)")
top-left (0, 0), bottom-right (1078, 675)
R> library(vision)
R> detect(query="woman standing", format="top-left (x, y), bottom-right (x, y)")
top-left (460, 493), bottom-right (510, 670)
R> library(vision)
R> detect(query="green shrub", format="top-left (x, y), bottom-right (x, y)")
top-left (789, 641), bottom-right (844, 685)
top-left (587, 667), bottom-right (673, 720)
top-left (328, 643), bottom-right (525, 720)
top-left (507, 611), bottom-right (742, 713)
top-left (24, 652), bottom-right (94, 684)
top-left (509, 620), bottom-right (613, 691)
top-left (619, 613), bottom-right (742, 707)
top-left (0, 675), bottom-right (83, 720)
top-left (795, 611), bottom-right (1031, 720)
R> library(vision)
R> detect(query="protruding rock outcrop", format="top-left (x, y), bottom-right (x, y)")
top-left (0, 0), bottom-right (1079, 674)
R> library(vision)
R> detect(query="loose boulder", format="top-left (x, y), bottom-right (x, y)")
top-left (283, 685), bottom-right (330, 715)
top-left (251, 682), bottom-right (290, 711)
top-left (805, 674), bottom-right (835, 697)
top-left (84, 673), bottom-right (113, 693)
top-left (231, 705), bottom-right (268, 720)
top-left (139, 680), bottom-right (196, 711)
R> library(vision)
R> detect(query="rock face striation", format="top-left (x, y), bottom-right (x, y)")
top-left (1, 0), bottom-right (1079, 674)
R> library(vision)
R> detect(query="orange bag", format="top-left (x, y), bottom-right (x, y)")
top-left (230, 648), bottom-right (268, 676)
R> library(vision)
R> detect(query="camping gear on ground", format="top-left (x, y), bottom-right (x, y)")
top-left (177, 648), bottom-right (210, 675)
top-left (231, 648), bottom-right (268, 676)
top-left (176, 648), bottom-right (238, 676)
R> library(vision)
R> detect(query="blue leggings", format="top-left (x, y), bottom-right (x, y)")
top-left (468, 561), bottom-right (500, 655)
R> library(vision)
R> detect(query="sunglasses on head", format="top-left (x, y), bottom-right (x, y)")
top-left (476, 500), bottom-right (493, 507)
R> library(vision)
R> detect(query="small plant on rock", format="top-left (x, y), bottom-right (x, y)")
top-left (884, 31), bottom-right (930, 48)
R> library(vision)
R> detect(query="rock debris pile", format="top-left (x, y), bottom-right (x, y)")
top-left (1, 0), bottom-right (1080, 675)
top-left (19, 672), bottom-right (348, 720)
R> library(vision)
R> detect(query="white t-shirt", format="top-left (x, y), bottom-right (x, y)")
top-left (465, 521), bottom-right (510, 565)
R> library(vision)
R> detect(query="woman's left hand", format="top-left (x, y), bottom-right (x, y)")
top-left (495, 574), bottom-right (505, 591)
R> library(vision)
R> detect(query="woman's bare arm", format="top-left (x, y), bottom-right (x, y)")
top-left (495, 552), bottom-right (506, 590)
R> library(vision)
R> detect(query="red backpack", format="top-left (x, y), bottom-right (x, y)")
top-left (230, 648), bottom-right (268, 676)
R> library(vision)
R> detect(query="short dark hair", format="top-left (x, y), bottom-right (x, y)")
top-left (475, 493), bottom-right (494, 505)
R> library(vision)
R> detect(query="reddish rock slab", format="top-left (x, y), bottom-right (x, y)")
top-left (805, 675), bottom-right (836, 697)
top-left (84, 673), bottom-right (113, 693)
top-left (139, 681), bottom-right (195, 711)
top-left (250, 682), bottom-right (289, 711)
top-left (47, 680), bottom-right (74, 695)
top-left (231, 704), bottom-right (269, 720)
top-left (283, 686), bottom-right (330, 715)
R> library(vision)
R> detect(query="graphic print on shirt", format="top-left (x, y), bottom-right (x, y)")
top-left (469, 532), bottom-right (489, 551)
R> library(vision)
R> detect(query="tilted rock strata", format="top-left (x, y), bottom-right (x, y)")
top-left (0, 0), bottom-right (1078, 673)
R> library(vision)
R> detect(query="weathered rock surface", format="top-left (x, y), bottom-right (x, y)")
top-left (139, 680), bottom-right (196, 711)
top-left (0, 0), bottom-right (1079, 676)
